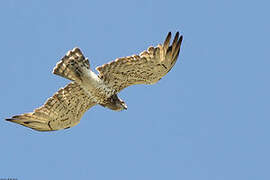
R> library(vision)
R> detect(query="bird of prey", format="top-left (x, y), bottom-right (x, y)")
top-left (6, 32), bottom-right (183, 131)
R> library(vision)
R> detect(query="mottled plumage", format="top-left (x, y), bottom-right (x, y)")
top-left (6, 32), bottom-right (183, 131)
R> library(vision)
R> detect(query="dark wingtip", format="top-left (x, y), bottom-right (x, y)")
top-left (167, 32), bottom-right (172, 41)
top-left (171, 32), bottom-right (180, 52)
top-left (174, 32), bottom-right (179, 42)
top-left (5, 115), bottom-right (20, 121)
top-left (179, 35), bottom-right (183, 44)
top-left (163, 32), bottom-right (172, 50)
top-left (177, 35), bottom-right (183, 53)
top-left (175, 34), bottom-right (183, 52)
top-left (166, 32), bottom-right (171, 40)
top-left (169, 33), bottom-right (183, 67)
top-left (5, 117), bottom-right (17, 122)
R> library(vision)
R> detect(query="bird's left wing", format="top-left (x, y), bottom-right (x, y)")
top-left (96, 32), bottom-right (183, 93)
top-left (6, 82), bottom-right (96, 131)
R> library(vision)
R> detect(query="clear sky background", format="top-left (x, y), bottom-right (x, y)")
top-left (1, 0), bottom-right (269, 179)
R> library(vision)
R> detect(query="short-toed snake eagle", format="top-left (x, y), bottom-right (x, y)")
top-left (6, 32), bottom-right (183, 131)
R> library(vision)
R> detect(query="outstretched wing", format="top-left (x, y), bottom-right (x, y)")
top-left (96, 32), bottom-right (183, 92)
top-left (6, 82), bottom-right (96, 131)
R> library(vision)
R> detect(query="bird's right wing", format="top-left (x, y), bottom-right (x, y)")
top-left (6, 82), bottom-right (96, 131)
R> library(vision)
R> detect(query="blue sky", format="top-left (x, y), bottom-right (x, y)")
top-left (1, 0), bottom-right (269, 179)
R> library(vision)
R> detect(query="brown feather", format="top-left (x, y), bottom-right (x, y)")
top-left (6, 82), bottom-right (96, 131)
top-left (96, 32), bottom-right (183, 92)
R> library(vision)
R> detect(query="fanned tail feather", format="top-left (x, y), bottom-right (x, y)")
top-left (53, 47), bottom-right (90, 82)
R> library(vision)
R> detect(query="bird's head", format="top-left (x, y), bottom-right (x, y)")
top-left (102, 94), bottom-right (127, 111)
top-left (115, 97), bottom-right (128, 111)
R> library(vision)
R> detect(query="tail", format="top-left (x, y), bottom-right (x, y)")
top-left (53, 47), bottom-right (90, 82)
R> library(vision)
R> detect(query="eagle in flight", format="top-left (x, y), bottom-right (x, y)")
top-left (6, 32), bottom-right (183, 131)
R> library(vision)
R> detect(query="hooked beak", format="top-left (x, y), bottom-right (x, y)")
top-left (122, 104), bottom-right (128, 110)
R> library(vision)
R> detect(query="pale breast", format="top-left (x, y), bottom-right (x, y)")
top-left (81, 70), bottom-right (116, 104)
